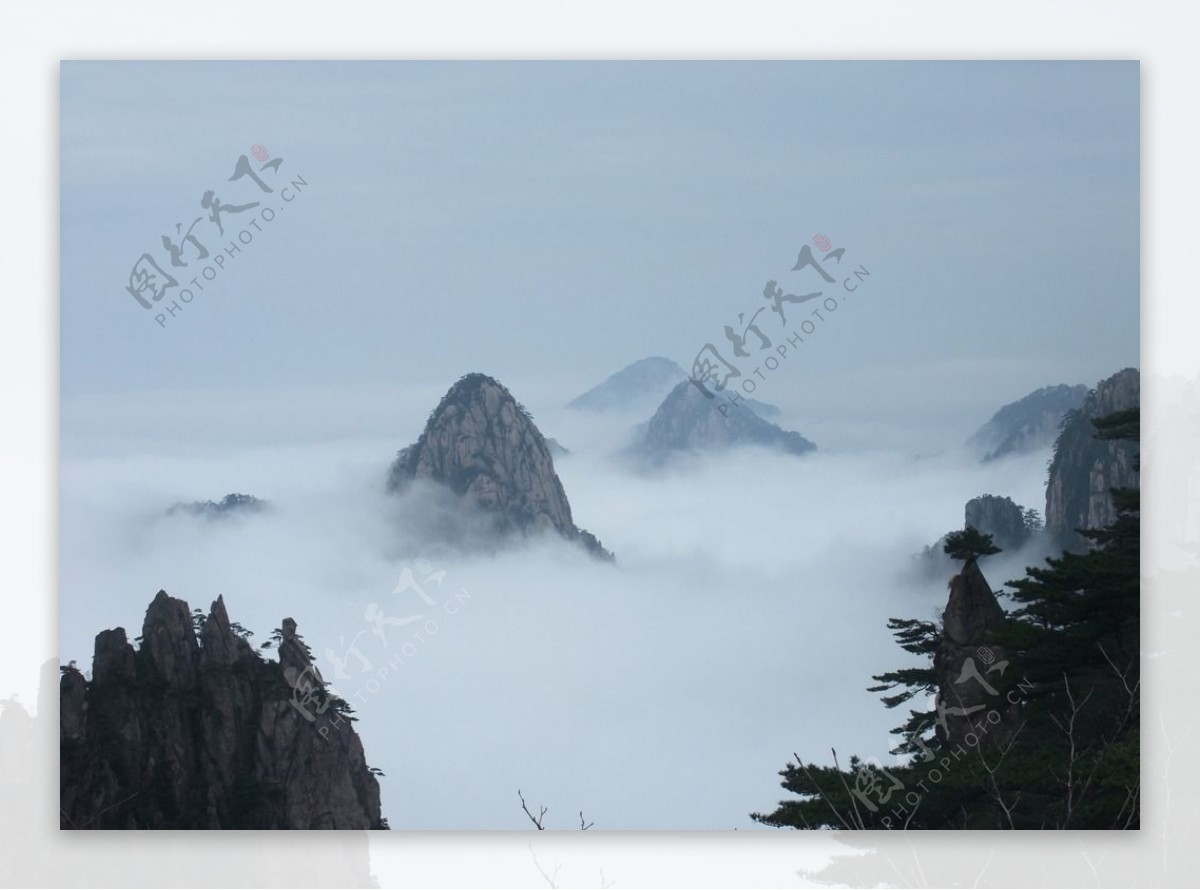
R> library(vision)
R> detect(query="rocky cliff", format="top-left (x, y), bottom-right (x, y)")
top-left (967, 383), bottom-right (1089, 461)
top-left (1045, 368), bottom-right (1140, 551)
top-left (632, 380), bottom-right (815, 463)
top-left (60, 591), bottom-right (385, 830)
top-left (388, 373), bottom-right (612, 559)
top-left (964, 494), bottom-right (1032, 552)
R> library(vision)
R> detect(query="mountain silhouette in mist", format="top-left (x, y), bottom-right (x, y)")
top-left (388, 373), bottom-right (612, 559)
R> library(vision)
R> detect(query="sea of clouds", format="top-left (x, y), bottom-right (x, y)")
top-left (60, 380), bottom-right (1053, 829)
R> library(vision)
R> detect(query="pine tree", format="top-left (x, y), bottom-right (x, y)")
top-left (753, 409), bottom-right (1139, 829)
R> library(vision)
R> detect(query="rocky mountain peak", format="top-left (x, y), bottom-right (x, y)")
top-left (942, 559), bottom-right (1004, 646)
top-left (60, 592), bottom-right (385, 830)
top-left (388, 373), bottom-right (612, 559)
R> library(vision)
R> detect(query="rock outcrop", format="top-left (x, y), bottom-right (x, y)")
top-left (967, 384), bottom-right (1089, 461)
top-left (60, 591), bottom-right (385, 830)
top-left (1044, 368), bottom-right (1140, 551)
top-left (964, 495), bottom-right (1032, 553)
top-left (934, 560), bottom-right (1019, 748)
top-left (916, 495), bottom-right (1038, 579)
top-left (631, 380), bottom-right (815, 463)
top-left (388, 373), bottom-right (612, 559)
top-left (167, 492), bottom-right (267, 519)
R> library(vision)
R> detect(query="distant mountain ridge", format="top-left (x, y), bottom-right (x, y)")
top-left (967, 384), bottom-right (1089, 461)
top-left (167, 492), bottom-right (267, 519)
top-left (630, 380), bottom-right (815, 463)
top-left (567, 357), bottom-right (685, 411)
top-left (569, 356), bottom-right (781, 418)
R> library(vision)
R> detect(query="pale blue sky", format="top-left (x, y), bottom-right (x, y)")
top-left (62, 61), bottom-right (1138, 423)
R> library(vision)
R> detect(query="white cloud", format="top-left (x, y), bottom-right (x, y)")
top-left (61, 386), bottom-right (1053, 828)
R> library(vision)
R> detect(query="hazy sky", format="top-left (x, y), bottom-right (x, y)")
top-left (62, 61), bottom-right (1139, 423)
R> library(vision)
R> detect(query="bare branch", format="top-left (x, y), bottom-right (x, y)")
top-left (518, 789), bottom-right (547, 830)
top-left (972, 719), bottom-right (1026, 828)
top-left (1048, 672), bottom-right (1095, 828)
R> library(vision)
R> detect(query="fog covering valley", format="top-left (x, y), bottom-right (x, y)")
top-left (61, 375), bottom-right (1060, 829)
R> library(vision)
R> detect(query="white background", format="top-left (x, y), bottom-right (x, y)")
top-left (1, 1), bottom-right (1195, 886)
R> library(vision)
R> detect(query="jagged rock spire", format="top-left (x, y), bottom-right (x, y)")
top-left (60, 592), bottom-right (384, 829)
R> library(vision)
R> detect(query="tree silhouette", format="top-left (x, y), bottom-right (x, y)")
top-left (942, 526), bottom-right (1000, 563)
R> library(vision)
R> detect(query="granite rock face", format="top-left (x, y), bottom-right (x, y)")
top-left (60, 591), bottom-right (385, 830)
top-left (1045, 368), bottom-right (1140, 551)
top-left (388, 373), bottom-right (612, 559)
top-left (632, 380), bottom-right (814, 462)
top-left (968, 384), bottom-right (1089, 461)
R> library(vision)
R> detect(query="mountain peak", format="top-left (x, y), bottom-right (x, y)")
top-left (60, 592), bottom-right (385, 829)
top-left (388, 373), bottom-right (612, 559)
top-left (567, 357), bottom-right (783, 419)
top-left (631, 380), bottom-right (815, 462)
top-left (566, 357), bottom-right (687, 411)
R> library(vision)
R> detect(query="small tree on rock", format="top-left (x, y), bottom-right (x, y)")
top-left (943, 527), bottom-right (1000, 563)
